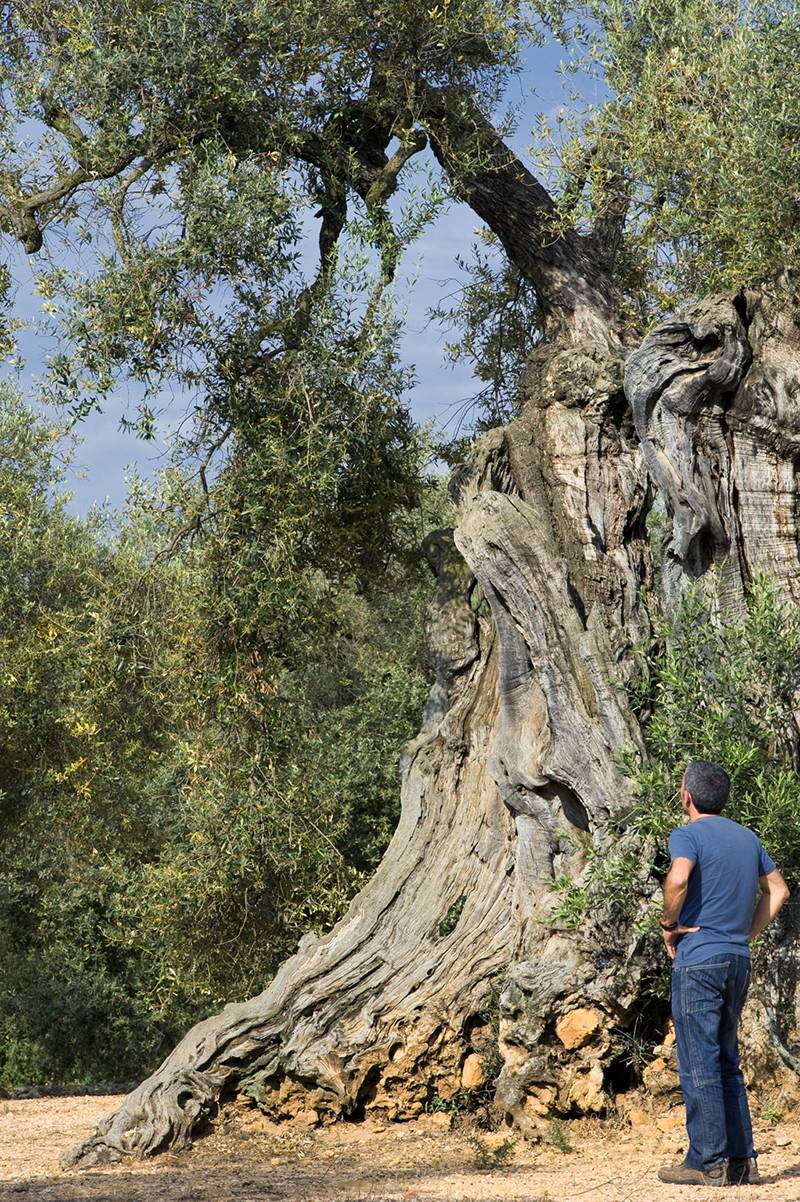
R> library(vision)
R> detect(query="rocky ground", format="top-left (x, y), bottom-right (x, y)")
top-left (1, 1093), bottom-right (800, 1202)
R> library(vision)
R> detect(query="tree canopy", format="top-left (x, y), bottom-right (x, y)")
top-left (3, 0), bottom-right (800, 349)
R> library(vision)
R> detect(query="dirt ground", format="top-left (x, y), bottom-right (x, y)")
top-left (1, 1094), bottom-right (799, 1202)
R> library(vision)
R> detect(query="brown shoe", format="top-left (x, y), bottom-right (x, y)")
top-left (657, 1160), bottom-right (728, 1187)
top-left (729, 1157), bottom-right (762, 1185)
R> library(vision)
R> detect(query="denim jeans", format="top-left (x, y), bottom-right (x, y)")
top-left (671, 953), bottom-right (755, 1171)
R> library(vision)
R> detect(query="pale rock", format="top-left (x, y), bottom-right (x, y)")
top-left (499, 1038), bottom-right (530, 1070)
top-left (653, 1021), bottom-right (678, 1060)
top-left (433, 1077), bottom-right (460, 1101)
top-left (521, 1085), bottom-right (556, 1118)
top-left (642, 1057), bottom-right (680, 1096)
top-left (428, 1111), bottom-right (451, 1129)
top-left (461, 1053), bottom-right (485, 1089)
top-left (567, 1063), bottom-right (606, 1113)
top-left (627, 1106), bottom-right (650, 1128)
top-left (555, 1007), bottom-right (605, 1051)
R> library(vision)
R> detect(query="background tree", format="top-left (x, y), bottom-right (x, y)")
top-left (1, 0), bottom-right (452, 1089)
top-left (0, 387), bottom-right (443, 1089)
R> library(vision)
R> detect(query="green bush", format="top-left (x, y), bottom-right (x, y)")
top-left (552, 573), bottom-right (800, 929)
top-left (0, 392), bottom-right (444, 1089)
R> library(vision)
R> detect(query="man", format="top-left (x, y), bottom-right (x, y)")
top-left (658, 760), bottom-right (789, 1188)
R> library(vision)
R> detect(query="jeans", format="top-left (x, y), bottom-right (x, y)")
top-left (671, 953), bottom-right (754, 1171)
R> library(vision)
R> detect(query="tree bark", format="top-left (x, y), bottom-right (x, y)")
top-left (626, 282), bottom-right (800, 610)
top-left (65, 265), bottom-right (800, 1168)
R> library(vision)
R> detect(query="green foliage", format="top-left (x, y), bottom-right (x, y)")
top-left (546, 1118), bottom-right (573, 1153)
top-left (0, 0), bottom-right (531, 411)
top-left (630, 573), bottom-right (800, 874)
top-left (610, 1017), bottom-right (656, 1074)
top-left (529, 0), bottom-right (800, 312)
top-left (0, 388), bottom-right (445, 1088)
top-left (5, 0), bottom-right (800, 444)
top-left (4, 0), bottom-right (800, 418)
top-left (550, 846), bottom-right (645, 930)
top-left (428, 1087), bottom-right (481, 1116)
top-left (429, 1), bottom-right (800, 427)
top-left (429, 230), bottom-right (543, 429)
top-left (550, 876), bottom-right (592, 929)
top-left (609, 0), bottom-right (800, 306)
top-left (424, 1), bottom-right (800, 427)
top-left (478, 977), bottom-right (506, 1035)
top-left (552, 573), bottom-right (800, 933)
top-left (465, 1133), bottom-right (517, 1169)
top-left (0, 393), bottom-right (199, 1089)
top-left (0, 0), bottom-right (463, 1083)
top-left (761, 1101), bottom-right (784, 1126)
top-left (437, 894), bottom-right (467, 938)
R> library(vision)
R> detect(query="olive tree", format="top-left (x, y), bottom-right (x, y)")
top-left (2, 0), bottom-right (800, 1163)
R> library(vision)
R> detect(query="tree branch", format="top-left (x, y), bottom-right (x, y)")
top-left (109, 153), bottom-right (164, 260)
top-left (420, 87), bottom-right (624, 345)
top-left (363, 127), bottom-right (428, 210)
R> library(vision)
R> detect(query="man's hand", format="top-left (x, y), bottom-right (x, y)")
top-left (662, 923), bottom-right (700, 960)
top-left (661, 856), bottom-right (696, 959)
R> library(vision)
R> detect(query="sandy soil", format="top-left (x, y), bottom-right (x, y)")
top-left (1, 1094), bottom-right (799, 1202)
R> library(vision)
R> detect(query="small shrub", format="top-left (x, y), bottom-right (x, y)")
top-left (549, 574), bottom-right (800, 945)
top-left (465, 1133), bottom-right (517, 1169)
top-left (761, 1101), bottom-right (784, 1126)
top-left (547, 1118), bottom-right (573, 1153)
top-left (427, 1088), bottom-right (479, 1116)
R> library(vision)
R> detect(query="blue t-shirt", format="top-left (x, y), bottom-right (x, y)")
top-left (668, 816), bottom-right (776, 966)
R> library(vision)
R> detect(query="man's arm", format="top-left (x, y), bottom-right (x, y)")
top-left (750, 869), bottom-right (790, 941)
top-left (661, 856), bottom-right (699, 960)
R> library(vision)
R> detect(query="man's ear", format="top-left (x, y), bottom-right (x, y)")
top-left (682, 787), bottom-right (693, 810)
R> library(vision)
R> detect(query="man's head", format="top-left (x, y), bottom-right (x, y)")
top-left (681, 760), bottom-right (731, 814)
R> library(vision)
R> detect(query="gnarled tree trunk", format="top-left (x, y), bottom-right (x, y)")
top-left (65, 188), bottom-right (800, 1171)
top-left (67, 290), bottom-right (659, 1167)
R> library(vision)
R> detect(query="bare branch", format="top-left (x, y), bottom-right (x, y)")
top-left (146, 426), bottom-right (232, 568)
top-left (109, 153), bottom-right (164, 260)
top-left (198, 425), bottom-right (233, 499)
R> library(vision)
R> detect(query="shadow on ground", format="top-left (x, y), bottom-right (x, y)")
top-left (0, 1163), bottom-right (541, 1202)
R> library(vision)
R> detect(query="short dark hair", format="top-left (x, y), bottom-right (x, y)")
top-left (684, 760), bottom-right (730, 814)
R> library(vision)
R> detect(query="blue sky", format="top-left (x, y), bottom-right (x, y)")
top-left (5, 39), bottom-right (594, 515)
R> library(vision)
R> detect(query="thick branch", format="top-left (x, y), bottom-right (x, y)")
top-left (1, 140), bottom-right (144, 253)
top-left (421, 88), bottom-right (623, 346)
